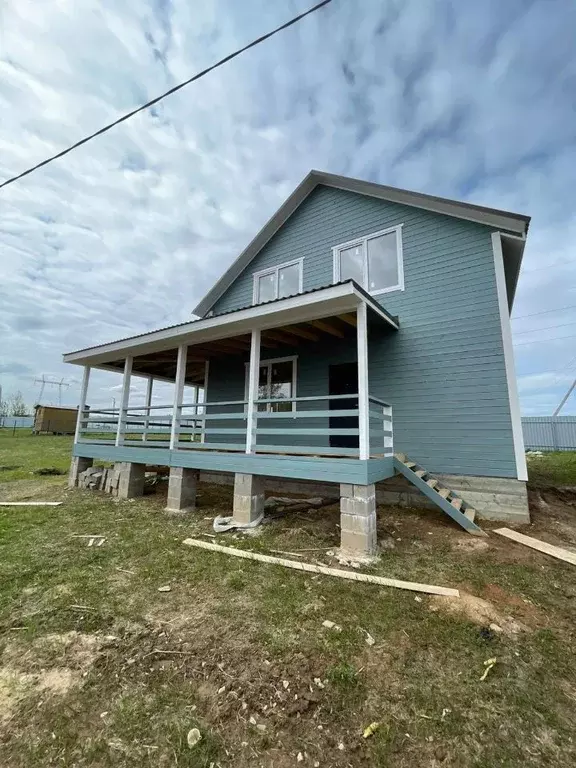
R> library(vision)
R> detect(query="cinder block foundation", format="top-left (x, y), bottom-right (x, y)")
top-left (68, 456), bottom-right (93, 488)
top-left (233, 473), bottom-right (265, 524)
top-left (115, 462), bottom-right (145, 499)
top-left (340, 483), bottom-right (377, 556)
top-left (375, 473), bottom-right (530, 524)
top-left (165, 467), bottom-right (198, 514)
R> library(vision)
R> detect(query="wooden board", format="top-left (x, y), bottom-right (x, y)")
top-left (0, 501), bottom-right (62, 506)
top-left (494, 528), bottom-right (576, 566)
top-left (183, 538), bottom-right (460, 596)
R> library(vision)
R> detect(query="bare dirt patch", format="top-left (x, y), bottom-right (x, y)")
top-left (0, 631), bottom-right (105, 723)
top-left (429, 592), bottom-right (530, 635)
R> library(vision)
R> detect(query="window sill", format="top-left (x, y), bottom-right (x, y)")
top-left (369, 285), bottom-right (404, 297)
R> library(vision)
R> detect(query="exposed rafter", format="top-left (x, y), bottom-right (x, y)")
top-left (309, 319), bottom-right (345, 338)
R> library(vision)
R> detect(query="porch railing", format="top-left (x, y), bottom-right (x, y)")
top-left (77, 394), bottom-right (393, 459)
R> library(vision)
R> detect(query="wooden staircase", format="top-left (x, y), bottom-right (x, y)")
top-left (393, 454), bottom-right (487, 536)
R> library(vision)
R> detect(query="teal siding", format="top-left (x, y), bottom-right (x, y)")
top-left (209, 186), bottom-right (517, 479)
top-left (205, 341), bottom-right (360, 449)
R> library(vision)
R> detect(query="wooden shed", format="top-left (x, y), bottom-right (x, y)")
top-left (34, 405), bottom-right (79, 435)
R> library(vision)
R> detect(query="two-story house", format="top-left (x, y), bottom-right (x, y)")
top-left (63, 170), bottom-right (531, 554)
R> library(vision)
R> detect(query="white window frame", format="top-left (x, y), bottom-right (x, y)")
top-left (332, 225), bottom-right (404, 297)
top-left (252, 258), bottom-right (304, 305)
top-left (244, 355), bottom-right (298, 413)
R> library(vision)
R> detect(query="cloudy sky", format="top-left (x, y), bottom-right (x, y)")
top-left (0, 0), bottom-right (575, 414)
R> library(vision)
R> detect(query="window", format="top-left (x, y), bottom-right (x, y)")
top-left (245, 356), bottom-right (297, 412)
top-left (333, 226), bottom-right (404, 295)
top-left (253, 259), bottom-right (303, 305)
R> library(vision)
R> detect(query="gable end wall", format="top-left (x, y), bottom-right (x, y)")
top-left (210, 186), bottom-right (518, 478)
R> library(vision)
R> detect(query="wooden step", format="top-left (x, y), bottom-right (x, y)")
top-left (437, 488), bottom-right (451, 499)
top-left (415, 470), bottom-right (427, 479)
top-left (451, 498), bottom-right (462, 511)
top-left (405, 461), bottom-right (417, 469)
top-left (426, 478), bottom-right (439, 489)
top-left (464, 508), bottom-right (476, 522)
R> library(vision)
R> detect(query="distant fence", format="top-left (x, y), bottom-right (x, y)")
top-left (0, 416), bottom-right (34, 429)
top-left (522, 416), bottom-right (576, 451)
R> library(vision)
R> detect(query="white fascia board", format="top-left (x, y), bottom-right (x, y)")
top-left (491, 231), bottom-right (528, 481)
top-left (63, 282), bottom-right (360, 366)
top-left (352, 287), bottom-right (399, 330)
top-left (321, 175), bottom-right (529, 235)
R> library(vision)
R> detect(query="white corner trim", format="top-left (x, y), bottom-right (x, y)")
top-left (492, 231), bottom-right (528, 481)
top-left (332, 224), bottom-right (404, 296)
top-left (252, 257), bottom-right (304, 305)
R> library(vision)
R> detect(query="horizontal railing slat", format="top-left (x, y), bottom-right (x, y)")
top-left (257, 409), bottom-right (359, 420)
top-left (256, 427), bottom-right (360, 436)
top-left (255, 444), bottom-right (360, 456)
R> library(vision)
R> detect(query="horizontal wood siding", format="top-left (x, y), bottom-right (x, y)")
top-left (205, 340), bottom-right (358, 448)
top-left (210, 186), bottom-right (517, 478)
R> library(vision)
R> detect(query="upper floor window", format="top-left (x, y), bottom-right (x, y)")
top-left (253, 259), bottom-right (303, 305)
top-left (332, 225), bottom-right (404, 296)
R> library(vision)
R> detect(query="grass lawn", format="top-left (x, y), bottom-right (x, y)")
top-left (1, 431), bottom-right (576, 767)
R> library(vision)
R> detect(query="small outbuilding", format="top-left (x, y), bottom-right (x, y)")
top-left (34, 405), bottom-right (79, 435)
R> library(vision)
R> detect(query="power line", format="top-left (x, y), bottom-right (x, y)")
top-left (0, 0), bottom-right (333, 191)
top-left (514, 319), bottom-right (576, 335)
top-left (514, 333), bottom-right (576, 347)
top-left (512, 303), bottom-right (576, 321)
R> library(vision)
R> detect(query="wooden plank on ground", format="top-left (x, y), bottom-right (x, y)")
top-left (182, 538), bottom-right (460, 596)
top-left (0, 501), bottom-right (62, 506)
top-left (494, 528), bottom-right (576, 566)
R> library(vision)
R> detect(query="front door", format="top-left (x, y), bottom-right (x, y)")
top-left (328, 362), bottom-right (359, 449)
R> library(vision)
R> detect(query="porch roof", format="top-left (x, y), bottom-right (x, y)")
top-left (62, 280), bottom-right (399, 384)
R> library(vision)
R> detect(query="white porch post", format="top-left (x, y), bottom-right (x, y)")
top-left (189, 384), bottom-right (198, 442)
top-left (170, 344), bottom-right (188, 450)
top-left (74, 366), bottom-right (91, 444)
top-left (116, 356), bottom-right (133, 447)
top-left (245, 329), bottom-right (261, 454)
top-left (201, 360), bottom-right (209, 443)
top-left (141, 376), bottom-right (153, 442)
top-left (357, 302), bottom-right (370, 460)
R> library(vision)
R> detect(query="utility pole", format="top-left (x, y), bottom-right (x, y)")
top-left (34, 375), bottom-right (71, 406)
top-left (553, 377), bottom-right (576, 417)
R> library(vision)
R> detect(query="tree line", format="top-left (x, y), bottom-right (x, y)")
top-left (0, 391), bottom-right (30, 417)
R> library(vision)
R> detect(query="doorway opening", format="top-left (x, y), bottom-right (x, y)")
top-left (328, 362), bottom-right (359, 449)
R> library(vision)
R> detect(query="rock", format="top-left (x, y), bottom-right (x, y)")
top-left (322, 620), bottom-right (342, 631)
top-left (186, 728), bottom-right (202, 748)
top-left (256, 723), bottom-right (267, 732)
top-left (157, 585), bottom-right (171, 592)
top-left (297, 753), bottom-right (304, 763)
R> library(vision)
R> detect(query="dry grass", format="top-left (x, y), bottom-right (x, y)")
top-left (1, 432), bottom-right (576, 766)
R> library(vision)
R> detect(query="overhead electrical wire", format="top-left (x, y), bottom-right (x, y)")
top-left (512, 303), bottom-right (576, 321)
top-left (514, 319), bottom-right (576, 335)
top-left (0, 0), bottom-right (333, 191)
top-left (514, 333), bottom-right (576, 347)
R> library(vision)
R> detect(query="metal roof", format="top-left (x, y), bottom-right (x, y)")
top-left (194, 169), bottom-right (531, 316)
top-left (63, 279), bottom-right (397, 359)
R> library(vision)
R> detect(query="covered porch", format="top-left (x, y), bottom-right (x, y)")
top-left (65, 282), bottom-right (400, 555)
top-left (65, 281), bottom-right (398, 485)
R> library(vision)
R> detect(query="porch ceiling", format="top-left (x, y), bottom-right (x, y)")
top-left (63, 281), bottom-right (399, 383)
top-left (102, 313), bottom-right (363, 385)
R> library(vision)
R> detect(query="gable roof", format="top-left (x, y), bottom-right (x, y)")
top-left (194, 169), bottom-right (531, 317)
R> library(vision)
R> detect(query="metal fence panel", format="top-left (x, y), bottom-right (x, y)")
top-left (522, 416), bottom-right (576, 451)
top-left (0, 416), bottom-right (34, 429)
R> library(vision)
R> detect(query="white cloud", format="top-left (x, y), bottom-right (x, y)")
top-left (0, 0), bottom-right (575, 414)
